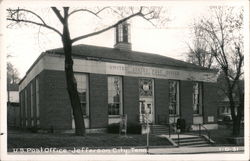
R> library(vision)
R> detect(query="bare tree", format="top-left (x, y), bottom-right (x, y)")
top-left (7, 6), bottom-right (166, 136)
top-left (186, 23), bottom-right (214, 69)
top-left (7, 62), bottom-right (20, 85)
top-left (193, 6), bottom-right (243, 137)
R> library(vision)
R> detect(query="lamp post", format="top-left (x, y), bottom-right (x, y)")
top-left (145, 106), bottom-right (150, 154)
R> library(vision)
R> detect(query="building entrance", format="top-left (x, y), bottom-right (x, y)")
top-left (139, 78), bottom-right (154, 124)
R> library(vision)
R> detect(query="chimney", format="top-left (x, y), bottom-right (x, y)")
top-left (114, 21), bottom-right (131, 51)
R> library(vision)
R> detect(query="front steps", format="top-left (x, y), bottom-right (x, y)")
top-left (150, 125), bottom-right (213, 147)
top-left (150, 125), bottom-right (173, 135)
top-left (171, 135), bottom-right (211, 147)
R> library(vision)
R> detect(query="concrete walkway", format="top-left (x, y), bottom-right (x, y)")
top-left (148, 146), bottom-right (244, 154)
top-left (8, 146), bottom-right (244, 155)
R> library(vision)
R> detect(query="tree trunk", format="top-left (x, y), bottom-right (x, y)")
top-left (232, 81), bottom-right (244, 137)
top-left (62, 15), bottom-right (85, 136)
top-left (232, 115), bottom-right (241, 137)
top-left (228, 82), bottom-right (242, 137)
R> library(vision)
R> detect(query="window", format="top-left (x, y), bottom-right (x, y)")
top-left (118, 24), bottom-right (123, 42)
top-left (20, 92), bottom-right (24, 127)
top-left (108, 76), bottom-right (122, 115)
top-left (193, 82), bottom-right (203, 115)
top-left (24, 89), bottom-right (28, 127)
top-left (30, 83), bottom-right (34, 126)
top-left (116, 22), bottom-right (130, 43)
top-left (74, 73), bottom-right (89, 115)
top-left (35, 78), bottom-right (40, 126)
top-left (122, 24), bottom-right (129, 43)
top-left (169, 80), bottom-right (179, 115)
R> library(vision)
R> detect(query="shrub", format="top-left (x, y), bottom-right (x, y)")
top-left (127, 123), bottom-right (141, 134)
top-left (28, 127), bottom-right (39, 133)
top-left (107, 123), bottom-right (120, 134)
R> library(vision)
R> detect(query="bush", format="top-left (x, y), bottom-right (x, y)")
top-left (107, 123), bottom-right (120, 134)
top-left (28, 127), bottom-right (39, 133)
top-left (127, 123), bottom-right (141, 134)
top-left (107, 123), bottom-right (142, 134)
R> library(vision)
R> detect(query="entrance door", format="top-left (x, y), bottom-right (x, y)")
top-left (139, 78), bottom-right (154, 124)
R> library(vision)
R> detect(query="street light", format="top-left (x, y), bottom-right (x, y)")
top-left (145, 106), bottom-right (150, 154)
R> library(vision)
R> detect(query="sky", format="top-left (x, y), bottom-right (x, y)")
top-left (4, 1), bottom-right (244, 78)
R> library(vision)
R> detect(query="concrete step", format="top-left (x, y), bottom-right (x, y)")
top-left (151, 125), bottom-right (171, 135)
top-left (172, 135), bottom-right (211, 147)
top-left (173, 137), bottom-right (204, 143)
top-left (177, 140), bottom-right (208, 146)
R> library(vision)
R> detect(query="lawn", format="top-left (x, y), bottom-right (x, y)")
top-left (178, 125), bottom-right (244, 146)
top-left (7, 130), bottom-right (171, 152)
top-left (209, 126), bottom-right (244, 146)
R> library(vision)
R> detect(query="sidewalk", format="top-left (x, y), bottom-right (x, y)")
top-left (148, 146), bottom-right (244, 154)
top-left (8, 146), bottom-right (244, 155)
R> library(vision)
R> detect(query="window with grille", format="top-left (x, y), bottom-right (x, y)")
top-left (108, 76), bottom-right (122, 115)
top-left (74, 73), bottom-right (89, 116)
top-left (193, 82), bottom-right (203, 115)
top-left (169, 80), bottom-right (179, 115)
top-left (35, 78), bottom-right (40, 126)
top-left (30, 83), bottom-right (34, 126)
top-left (116, 22), bottom-right (130, 43)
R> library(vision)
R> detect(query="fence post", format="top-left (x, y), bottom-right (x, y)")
top-left (169, 124), bottom-right (170, 138)
top-left (208, 131), bottom-right (210, 141)
top-left (177, 132), bottom-right (180, 146)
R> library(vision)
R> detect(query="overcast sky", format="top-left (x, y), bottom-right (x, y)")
top-left (4, 1), bottom-right (244, 78)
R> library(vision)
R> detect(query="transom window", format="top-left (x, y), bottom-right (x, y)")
top-left (169, 80), bottom-right (179, 115)
top-left (74, 73), bottom-right (89, 116)
top-left (108, 76), bottom-right (123, 115)
top-left (193, 82), bottom-right (203, 115)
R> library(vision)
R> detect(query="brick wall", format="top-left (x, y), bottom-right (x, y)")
top-left (154, 79), bottom-right (169, 124)
top-left (89, 73), bottom-right (108, 128)
top-left (32, 79), bottom-right (38, 127)
top-left (203, 82), bottom-right (219, 124)
top-left (19, 68), bottom-right (219, 131)
top-left (123, 76), bottom-right (139, 124)
top-left (19, 91), bottom-right (24, 128)
top-left (39, 70), bottom-right (72, 130)
top-left (180, 80), bottom-right (193, 126)
top-left (26, 83), bottom-right (31, 128)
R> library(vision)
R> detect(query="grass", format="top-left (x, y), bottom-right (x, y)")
top-left (178, 124), bottom-right (244, 146)
top-left (7, 130), bottom-right (171, 151)
top-left (209, 126), bottom-right (244, 146)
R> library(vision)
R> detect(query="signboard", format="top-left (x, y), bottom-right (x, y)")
top-left (208, 116), bottom-right (214, 122)
top-left (106, 63), bottom-right (217, 82)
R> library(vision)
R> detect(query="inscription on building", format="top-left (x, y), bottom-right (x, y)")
top-left (20, 56), bottom-right (217, 91)
top-left (107, 64), bottom-right (181, 79)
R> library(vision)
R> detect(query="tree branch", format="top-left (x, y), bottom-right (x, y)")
top-left (68, 7), bottom-right (109, 18)
top-left (71, 11), bottom-right (142, 43)
top-left (7, 8), bottom-right (47, 25)
top-left (7, 18), bottom-right (62, 36)
top-left (51, 7), bottom-right (64, 24)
